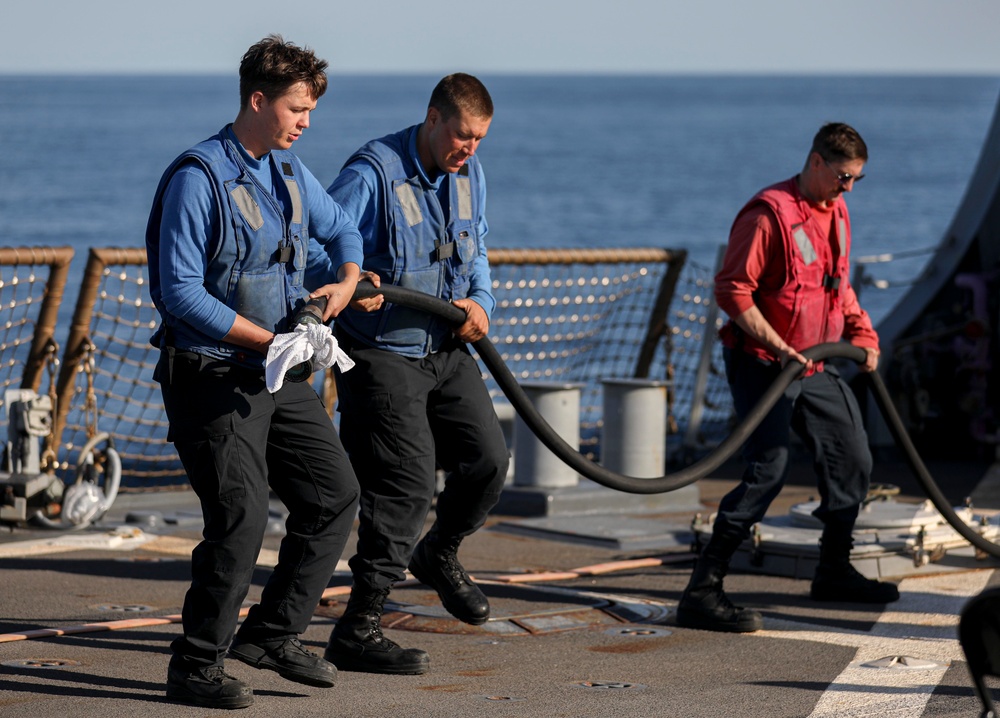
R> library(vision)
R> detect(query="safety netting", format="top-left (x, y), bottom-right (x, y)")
top-left (2, 246), bottom-right (734, 489)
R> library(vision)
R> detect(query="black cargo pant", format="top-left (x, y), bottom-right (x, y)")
top-left (156, 347), bottom-right (360, 670)
top-left (712, 348), bottom-right (873, 541)
top-left (334, 331), bottom-right (510, 593)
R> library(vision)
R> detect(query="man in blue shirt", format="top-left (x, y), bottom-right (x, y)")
top-left (321, 74), bottom-right (510, 675)
top-left (146, 35), bottom-right (362, 709)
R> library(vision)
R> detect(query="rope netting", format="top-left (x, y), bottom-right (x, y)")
top-left (0, 247), bottom-right (71, 436)
top-left (0, 264), bottom-right (48, 407)
top-left (56, 261), bottom-right (181, 487)
top-left (482, 248), bottom-right (731, 459)
top-left (5, 246), bottom-right (736, 490)
top-left (666, 261), bottom-right (734, 459)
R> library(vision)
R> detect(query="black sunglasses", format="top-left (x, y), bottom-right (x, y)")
top-left (824, 158), bottom-right (865, 185)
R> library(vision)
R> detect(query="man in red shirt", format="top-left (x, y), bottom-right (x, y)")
top-left (676, 123), bottom-right (899, 634)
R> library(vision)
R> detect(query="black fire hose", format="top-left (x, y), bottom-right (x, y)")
top-left (352, 280), bottom-right (1000, 560)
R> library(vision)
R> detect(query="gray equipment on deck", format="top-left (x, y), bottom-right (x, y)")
top-left (1, 388), bottom-right (119, 529)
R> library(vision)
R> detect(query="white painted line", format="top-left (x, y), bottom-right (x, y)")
top-left (0, 530), bottom-right (350, 573)
top-left (0, 527), bottom-right (152, 558)
top-left (757, 570), bottom-right (992, 718)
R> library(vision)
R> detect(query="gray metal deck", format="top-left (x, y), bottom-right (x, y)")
top-left (0, 458), bottom-right (996, 718)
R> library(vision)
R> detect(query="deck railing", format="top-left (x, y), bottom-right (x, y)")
top-left (2, 245), bottom-right (732, 489)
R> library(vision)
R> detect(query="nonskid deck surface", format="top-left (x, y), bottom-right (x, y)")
top-left (0, 466), bottom-right (997, 718)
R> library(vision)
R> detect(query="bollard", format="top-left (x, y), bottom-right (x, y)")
top-left (601, 379), bottom-right (669, 478)
top-left (513, 382), bottom-right (584, 488)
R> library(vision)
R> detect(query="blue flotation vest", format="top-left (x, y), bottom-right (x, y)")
top-left (146, 126), bottom-right (312, 365)
top-left (337, 126), bottom-right (483, 356)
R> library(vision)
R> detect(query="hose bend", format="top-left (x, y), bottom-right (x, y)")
top-left (352, 280), bottom-right (1000, 559)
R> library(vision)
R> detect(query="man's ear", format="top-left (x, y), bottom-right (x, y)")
top-left (425, 106), bottom-right (441, 128)
top-left (249, 90), bottom-right (267, 113)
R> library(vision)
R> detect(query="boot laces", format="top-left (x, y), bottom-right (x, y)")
top-left (283, 638), bottom-right (308, 655)
top-left (840, 562), bottom-right (883, 588)
top-left (439, 548), bottom-right (470, 587)
top-left (688, 583), bottom-right (741, 618)
top-left (367, 604), bottom-right (385, 639)
top-left (364, 596), bottom-right (400, 649)
top-left (201, 666), bottom-right (238, 683)
top-left (368, 617), bottom-right (401, 649)
top-left (711, 587), bottom-right (741, 616)
top-left (819, 561), bottom-right (872, 586)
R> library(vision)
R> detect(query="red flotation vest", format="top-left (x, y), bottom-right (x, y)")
top-left (722, 177), bottom-right (852, 361)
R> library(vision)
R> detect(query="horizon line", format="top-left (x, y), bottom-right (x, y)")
top-left (2, 69), bottom-right (1000, 79)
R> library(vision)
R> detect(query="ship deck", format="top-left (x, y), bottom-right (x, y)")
top-left (0, 455), bottom-right (997, 718)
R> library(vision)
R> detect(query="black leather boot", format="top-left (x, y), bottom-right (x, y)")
top-left (229, 635), bottom-right (336, 687)
top-left (675, 531), bottom-right (763, 633)
top-left (811, 522), bottom-right (900, 603)
top-left (166, 664), bottom-right (254, 709)
top-left (409, 527), bottom-right (490, 626)
top-left (324, 587), bottom-right (430, 675)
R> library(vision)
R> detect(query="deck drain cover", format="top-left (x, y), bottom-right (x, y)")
top-left (604, 627), bottom-right (672, 638)
top-left (319, 583), bottom-right (671, 636)
top-left (92, 604), bottom-right (156, 613)
top-left (2, 658), bottom-right (82, 669)
top-left (480, 695), bottom-right (527, 702)
top-left (860, 655), bottom-right (949, 670)
top-left (575, 680), bottom-right (646, 690)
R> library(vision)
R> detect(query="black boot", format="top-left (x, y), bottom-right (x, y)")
top-left (408, 527), bottom-right (490, 626)
top-left (675, 532), bottom-right (763, 633)
top-left (324, 587), bottom-right (430, 675)
top-left (229, 635), bottom-right (336, 687)
top-left (166, 664), bottom-right (254, 709)
top-left (811, 522), bottom-right (900, 603)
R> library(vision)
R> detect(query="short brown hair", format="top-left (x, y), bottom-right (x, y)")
top-left (811, 122), bottom-right (868, 163)
top-left (239, 35), bottom-right (328, 109)
top-left (428, 73), bottom-right (493, 121)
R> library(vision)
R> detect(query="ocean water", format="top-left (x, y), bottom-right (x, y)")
top-left (0, 74), bottom-right (998, 328)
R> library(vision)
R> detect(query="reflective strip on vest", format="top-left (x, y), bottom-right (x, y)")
top-left (456, 176), bottom-right (472, 220)
top-left (838, 217), bottom-right (847, 255)
top-left (396, 183), bottom-right (424, 226)
top-left (284, 179), bottom-right (303, 225)
top-left (792, 226), bottom-right (817, 265)
top-left (230, 185), bottom-right (264, 231)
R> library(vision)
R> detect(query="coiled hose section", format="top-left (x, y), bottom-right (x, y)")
top-left (352, 280), bottom-right (1000, 559)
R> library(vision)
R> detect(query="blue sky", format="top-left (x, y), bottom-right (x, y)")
top-left (5, 0), bottom-right (1000, 75)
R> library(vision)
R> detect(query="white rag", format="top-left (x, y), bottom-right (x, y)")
top-left (265, 322), bottom-right (355, 393)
